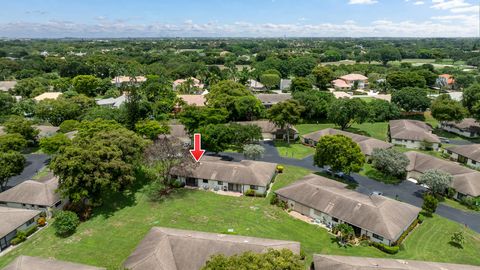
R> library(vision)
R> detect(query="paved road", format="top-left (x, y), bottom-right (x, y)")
top-left (218, 141), bottom-right (480, 233)
top-left (5, 154), bottom-right (50, 188)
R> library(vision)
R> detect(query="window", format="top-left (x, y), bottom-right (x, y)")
top-left (332, 217), bottom-right (339, 222)
top-left (203, 180), bottom-right (208, 184)
top-left (26, 218), bottom-right (34, 226)
top-left (373, 233), bottom-right (384, 241)
top-left (472, 160), bottom-right (477, 165)
top-left (250, 185), bottom-right (258, 190)
top-left (217, 181), bottom-right (223, 185)
top-left (55, 201), bottom-right (62, 207)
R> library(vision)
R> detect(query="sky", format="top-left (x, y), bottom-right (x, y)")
top-left (0, 0), bottom-right (479, 38)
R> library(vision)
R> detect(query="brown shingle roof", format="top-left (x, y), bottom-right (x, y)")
top-left (0, 207), bottom-right (40, 239)
top-left (0, 177), bottom-right (60, 207)
top-left (405, 151), bottom-right (480, 197)
top-left (171, 157), bottom-right (277, 187)
top-left (123, 227), bottom-right (300, 270)
top-left (2, 256), bottom-right (105, 270)
top-left (275, 174), bottom-right (420, 242)
top-left (443, 118), bottom-right (480, 133)
top-left (255, 94), bottom-right (292, 105)
top-left (302, 128), bottom-right (393, 156)
top-left (312, 254), bottom-right (480, 270)
top-left (178, 95), bottom-right (206, 107)
top-left (447, 144), bottom-right (480, 163)
top-left (389, 120), bottom-right (440, 143)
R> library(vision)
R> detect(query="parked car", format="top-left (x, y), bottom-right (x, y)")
top-left (370, 191), bottom-right (383, 196)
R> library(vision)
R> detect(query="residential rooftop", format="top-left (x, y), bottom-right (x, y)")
top-left (0, 207), bottom-right (40, 239)
top-left (389, 119), bottom-right (440, 143)
top-left (2, 255), bottom-right (105, 270)
top-left (0, 176), bottom-right (60, 207)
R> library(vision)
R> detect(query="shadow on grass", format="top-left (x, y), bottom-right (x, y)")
top-left (363, 168), bottom-right (403, 185)
top-left (448, 241), bottom-right (464, 249)
top-left (346, 127), bottom-right (372, 138)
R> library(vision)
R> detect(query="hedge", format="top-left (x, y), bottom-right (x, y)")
top-left (392, 218), bottom-right (420, 246)
top-left (370, 241), bottom-right (399, 254)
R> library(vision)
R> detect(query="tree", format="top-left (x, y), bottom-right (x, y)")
top-left (371, 148), bottom-right (409, 178)
top-left (53, 211), bottom-right (80, 237)
top-left (197, 124), bottom-right (235, 153)
top-left (260, 73), bottom-right (280, 90)
top-left (391, 87), bottom-right (430, 112)
top-left (462, 84), bottom-right (480, 114)
top-left (332, 223), bottom-right (355, 245)
top-left (0, 92), bottom-right (15, 116)
top-left (431, 94), bottom-right (467, 122)
top-left (135, 120), bottom-right (170, 140)
top-left (312, 66), bottom-right (334, 90)
top-left (376, 46), bottom-right (402, 66)
top-left (59, 120), bottom-right (80, 133)
top-left (422, 193), bottom-right (438, 216)
top-left (35, 98), bottom-right (81, 126)
top-left (290, 77), bottom-right (313, 93)
top-left (387, 71), bottom-right (426, 90)
top-left (0, 151), bottom-right (26, 190)
top-left (39, 133), bottom-right (71, 154)
top-left (0, 134), bottom-right (27, 152)
top-left (267, 100), bottom-right (304, 144)
top-left (293, 90), bottom-right (334, 121)
top-left (368, 99), bottom-right (401, 122)
top-left (314, 135), bottom-right (365, 174)
top-left (202, 249), bottom-right (303, 270)
top-left (243, 144), bottom-right (265, 160)
top-left (11, 98), bottom-right (36, 117)
top-left (3, 116), bottom-right (39, 143)
top-left (419, 169), bottom-right (453, 195)
top-left (327, 98), bottom-right (369, 130)
top-left (179, 106), bottom-right (228, 134)
top-left (71, 75), bottom-right (103, 97)
top-left (450, 231), bottom-right (465, 248)
top-left (82, 106), bottom-right (123, 122)
top-left (233, 95), bottom-right (265, 121)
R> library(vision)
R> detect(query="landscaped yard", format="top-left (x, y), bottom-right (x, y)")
top-left (359, 163), bottom-right (403, 185)
top-left (442, 198), bottom-right (479, 213)
top-left (296, 122), bottom-right (389, 141)
top-left (0, 165), bottom-right (479, 269)
top-left (274, 141), bottom-right (315, 159)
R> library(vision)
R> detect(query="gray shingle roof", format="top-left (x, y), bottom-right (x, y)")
top-left (447, 144), bottom-right (480, 163)
top-left (0, 177), bottom-right (60, 207)
top-left (275, 174), bottom-right (420, 242)
top-left (255, 93), bottom-right (292, 105)
top-left (123, 227), bottom-right (300, 270)
top-left (0, 207), bottom-right (40, 239)
top-left (171, 157), bottom-right (277, 187)
top-left (405, 151), bottom-right (480, 197)
top-left (2, 256), bottom-right (105, 270)
top-left (443, 118), bottom-right (480, 133)
top-left (302, 128), bottom-right (393, 156)
top-left (312, 254), bottom-right (480, 270)
top-left (389, 120), bottom-right (440, 143)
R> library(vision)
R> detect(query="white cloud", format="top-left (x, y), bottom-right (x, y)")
top-left (348, 0), bottom-right (378, 5)
top-left (451, 5), bottom-right (479, 13)
top-left (431, 0), bottom-right (471, 10)
top-left (414, 1), bottom-right (425, 5)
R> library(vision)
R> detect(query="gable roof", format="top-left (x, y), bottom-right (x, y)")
top-left (340, 74), bottom-right (368, 82)
top-left (302, 128), bottom-right (393, 155)
top-left (236, 120), bottom-right (298, 134)
top-left (178, 95), bottom-right (206, 107)
top-left (171, 157), bottom-right (277, 187)
top-left (123, 227), bottom-right (300, 270)
top-left (33, 92), bottom-right (63, 102)
top-left (275, 174), bottom-right (420, 242)
top-left (96, 94), bottom-right (126, 108)
top-left (0, 177), bottom-right (60, 207)
top-left (2, 256), bottom-right (105, 270)
top-left (405, 151), bottom-right (480, 197)
top-left (255, 93), bottom-right (292, 105)
top-left (447, 144), bottom-right (480, 163)
top-left (312, 254), bottom-right (480, 270)
top-left (0, 207), bottom-right (40, 239)
top-left (332, 79), bottom-right (351, 88)
top-left (389, 120), bottom-right (440, 143)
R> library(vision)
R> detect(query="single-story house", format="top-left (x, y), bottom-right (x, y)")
top-left (389, 120), bottom-right (440, 150)
top-left (2, 255), bottom-right (105, 270)
top-left (428, 91), bottom-right (463, 102)
top-left (440, 118), bottom-right (480, 138)
top-left (446, 144), bottom-right (480, 169)
top-left (0, 176), bottom-right (64, 217)
top-left (96, 94), bottom-right (126, 108)
top-left (177, 95), bottom-right (206, 107)
top-left (275, 174), bottom-right (420, 246)
top-left (172, 78), bottom-right (204, 91)
top-left (0, 81), bottom-right (17, 92)
top-left (255, 93), bottom-right (292, 108)
top-left (339, 73), bottom-right (369, 89)
top-left (280, 79), bottom-right (292, 91)
top-left (405, 151), bottom-right (480, 199)
top-left (331, 79), bottom-right (351, 91)
top-left (302, 128), bottom-right (393, 156)
top-left (0, 207), bottom-right (40, 252)
top-left (236, 120), bottom-right (298, 141)
top-left (33, 92), bottom-right (62, 102)
top-left (311, 254), bottom-right (480, 270)
top-left (247, 79), bottom-right (266, 92)
top-left (436, 74), bottom-right (455, 89)
top-left (123, 227), bottom-right (300, 270)
top-left (170, 157), bottom-right (277, 195)
top-left (111, 76), bottom-right (147, 87)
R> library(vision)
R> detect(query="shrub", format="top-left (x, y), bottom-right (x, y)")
top-left (418, 213), bottom-right (426, 224)
top-left (37, 217), bottom-right (46, 227)
top-left (370, 148), bottom-right (409, 178)
top-left (53, 210), bottom-right (80, 237)
top-left (270, 193), bottom-right (279, 205)
top-left (59, 120), bottom-right (80, 133)
top-left (393, 218), bottom-right (419, 246)
top-left (276, 165), bottom-right (284, 173)
top-left (25, 225), bottom-right (38, 237)
top-left (244, 189), bottom-right (256, 197)
top-left (422, 193), bottom-right (438, 216)
top-left (370, 242), bottom-right (399, 254)
top-left (460, 197), bottom-right (480, 211)
top-left (11, 230), bottom-right (28, 245)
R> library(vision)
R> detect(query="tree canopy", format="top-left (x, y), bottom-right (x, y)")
top-left (313, 134), bottom-right (365, 174)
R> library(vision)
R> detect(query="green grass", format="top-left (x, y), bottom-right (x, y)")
top-left (274, 141), bottom-right (315, 159)
top-left (394, 146), bottom-right (444, 159)
top-left (359, 163), bottom-right (403, 185)
top-left (31, 167), bottom-right (50, 180)
top-left (296, 122), bottom-right (389, 141)
top-left (442, 198), bottom-right (479, 213)
top-left (0, 165), bottom-right (479, 269)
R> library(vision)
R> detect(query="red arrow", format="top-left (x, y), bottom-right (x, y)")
top-left (190, 133), bottom-right (205, 162)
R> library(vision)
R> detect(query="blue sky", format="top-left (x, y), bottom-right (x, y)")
top-left (0, 0), bottom-right (478, 37)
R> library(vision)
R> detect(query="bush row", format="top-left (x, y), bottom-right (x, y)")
top-left (10, 224), bottom-right (38, 246)
top-left (369, 241), bottom-right (399, 254)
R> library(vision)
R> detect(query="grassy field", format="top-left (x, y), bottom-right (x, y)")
top-left (274, 142), bottom-right (315, 159)
top-left (359, 163), bottom-right (403, 185)
top-left (296, 122), bottom-right (389, 141)
top-left (0, 165), bottom-right (479, 269)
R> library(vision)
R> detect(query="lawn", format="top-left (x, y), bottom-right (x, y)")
top-left (296, 122), bottom-right (389, 141)
top-left (442, 198), bottom-right (479, 213)
top-left (359, 163), bottom-right (403, 185)
top-left (393, 146), bottom-right (444, 159)
top-left (274, 141), bottom-right (315, 159)
top-left (0, 165), bottom-right (479, 269)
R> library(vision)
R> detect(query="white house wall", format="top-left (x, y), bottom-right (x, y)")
top-left (391, 138), bottom-right (439, 150)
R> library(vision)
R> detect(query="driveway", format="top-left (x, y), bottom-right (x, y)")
top-left (5, 154), bottom-right (50, 188)
top-left (218, 141), bottom-right (480, 233)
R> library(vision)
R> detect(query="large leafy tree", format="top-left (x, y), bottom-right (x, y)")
top-left (196, 123), bottom-right (262, 153)
top-left (313, 135), bottom-right (365, 174)
top-left (293, 90), bottom-right (334, 121)
top-left (71, 75), bottom-right (103, 97)
top-left (312, 65), bottom-right (334, 90)
top-left (135, 120), bottom-right (170, 140)
top-left (431, 94), bottom-right (467, 122)
top-left (0, 134), bottom-right (27, 152)
top-left (462, 84), bottom-right (480, 115)
top-left (327, 98), bottom-right (369, 130)
top-left (419, 169), bottom-right (453, 195)
top-left (387, 71), bottom-right (426, 90)
top-left (259, 73), bottom-right (280, 90)
top-left (202, 249), bottom-right (303, 270)
top-left (35, 98), bottom-right (81, 126)
top-left (0, 92), bottom-right (15, 116)
top-left (290, 77), bottom-right (313, 93)
top-left (376, 46), bottom-right (402, 66)
top-left (367, 99), bottom-right (401, 122)
top-left (267, 100), bottom-right (304, 144)
top-left (39, 133), bottom-right (72, 155)
top-left (179, 106), bottom-right (228, 134)
top-left (3, 116), bottom-right (39, 143)
top-left (0, 151), bottom-right (26, 190)
top-left (391, 87), bottom-right (430, 112)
